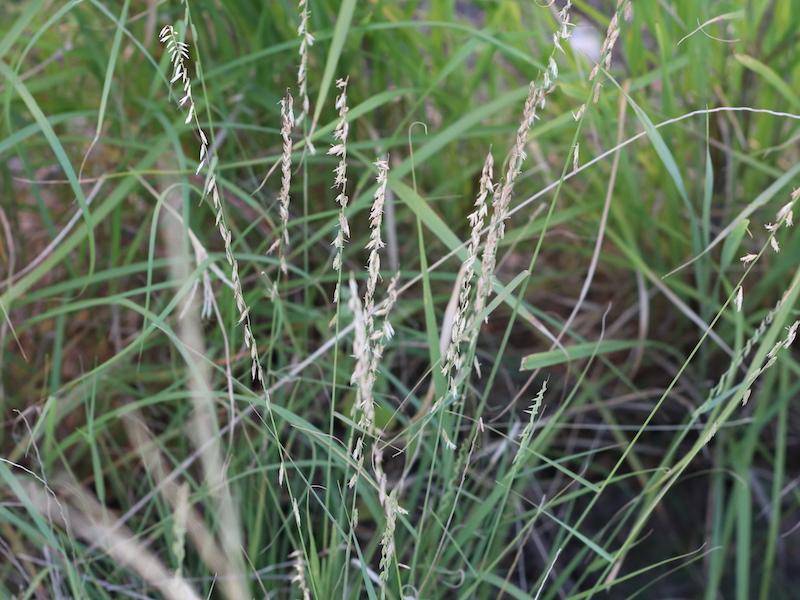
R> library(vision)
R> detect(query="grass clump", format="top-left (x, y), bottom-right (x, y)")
top-left (2, 1), bottom-right (800, 598)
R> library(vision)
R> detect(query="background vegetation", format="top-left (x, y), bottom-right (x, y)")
top-left (2, 0), bottom-right (800, 598)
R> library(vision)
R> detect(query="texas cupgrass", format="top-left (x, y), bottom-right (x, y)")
top-left (9, 2), bottom-right (800, 599)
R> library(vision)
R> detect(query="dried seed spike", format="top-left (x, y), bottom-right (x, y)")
top-left (160, 23), bottom-right (294, 499)
top-left (364, 157), bottom-right (390, 333)
top-left (442, 151), bottom-right (494, 399)
top-left (378, 490), bottom-right (406, 589)
top-left (160, 25), bottom-right (264, 382)
top-left (446, 3), bottom-right (574, 411)
top-left (514, 379), bottom-right (547, 466)
top-left (330, 77), bottom-right (351, 304)
top-left (290, 547), bottom-right (311, 600)
top-left (295, 0), bottom-right (314, 126)
top-left (740, 253), bottom-right (757, 265)
top-left (275, 92), bottom-right (294, 275)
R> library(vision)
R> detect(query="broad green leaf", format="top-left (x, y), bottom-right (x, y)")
top-left (521, 340), bottom-right (642, 370)
top-left (0, 60), bottom-right (96, 283)
top-left (735, 53), bottom-right (800, 110)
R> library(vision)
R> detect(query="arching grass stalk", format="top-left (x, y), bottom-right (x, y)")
top-left (323, 75), bottom-right (351, 575)
top-left (544, 192), bottom-right (798, 594)
top-left (437, 0), bottom-right (577, 446)
top-left (158, 25), bottom-right (308, 595)
top-left (342, 158), bottom-right (402, 595)
top-left (472, 0), bottom-right (630, 429)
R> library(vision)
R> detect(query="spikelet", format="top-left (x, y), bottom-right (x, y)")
top-left (784, 321), bottom-right (799, 349)
top-left (777, 200), bottom-right (794, 227)
top-left (159, 25), bottom-right (264, 383)
top-left (329, 77), bottom-right (351, 304)
top-left (740, 253), bottom-right (757, 265)
top-left (704, 420), bottom-right (720, 445)
top-left (513, 380), bottom-right (547, 466)
top-left (373, 438), bottom-right (388, 508)
top-left (762, 195), bottom-right (795, 276)
top-left (371, 275), bottom-right (400, 363)
top-left (378, 490), bottom-right (408, 589)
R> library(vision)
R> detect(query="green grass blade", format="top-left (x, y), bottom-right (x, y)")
top-left (520, 340), bottom-right (643, 371)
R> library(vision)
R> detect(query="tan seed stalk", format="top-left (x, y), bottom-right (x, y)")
top-left (295, 0), bottom-right (314, 144)
top-left (379, 489), bottom-right (408, 594)
top-left (365, 158), bottom-right (390, 335)
top-left (159, 25), bottom-right (264, 382)
top-left (474, 2), bottom-right (573, 325)
top-left (441, 151), bottom-right (494, 398)
top-left (160, 26), bottom-right (296, 495)
top-left (329, 77), bottom-right (351, 303)
top-left (575, 0), bottom-right (631, 119)
top-left (269, 92), bottom-right (295, 275)
top-left (290, 547), bottom-right (311, 600)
